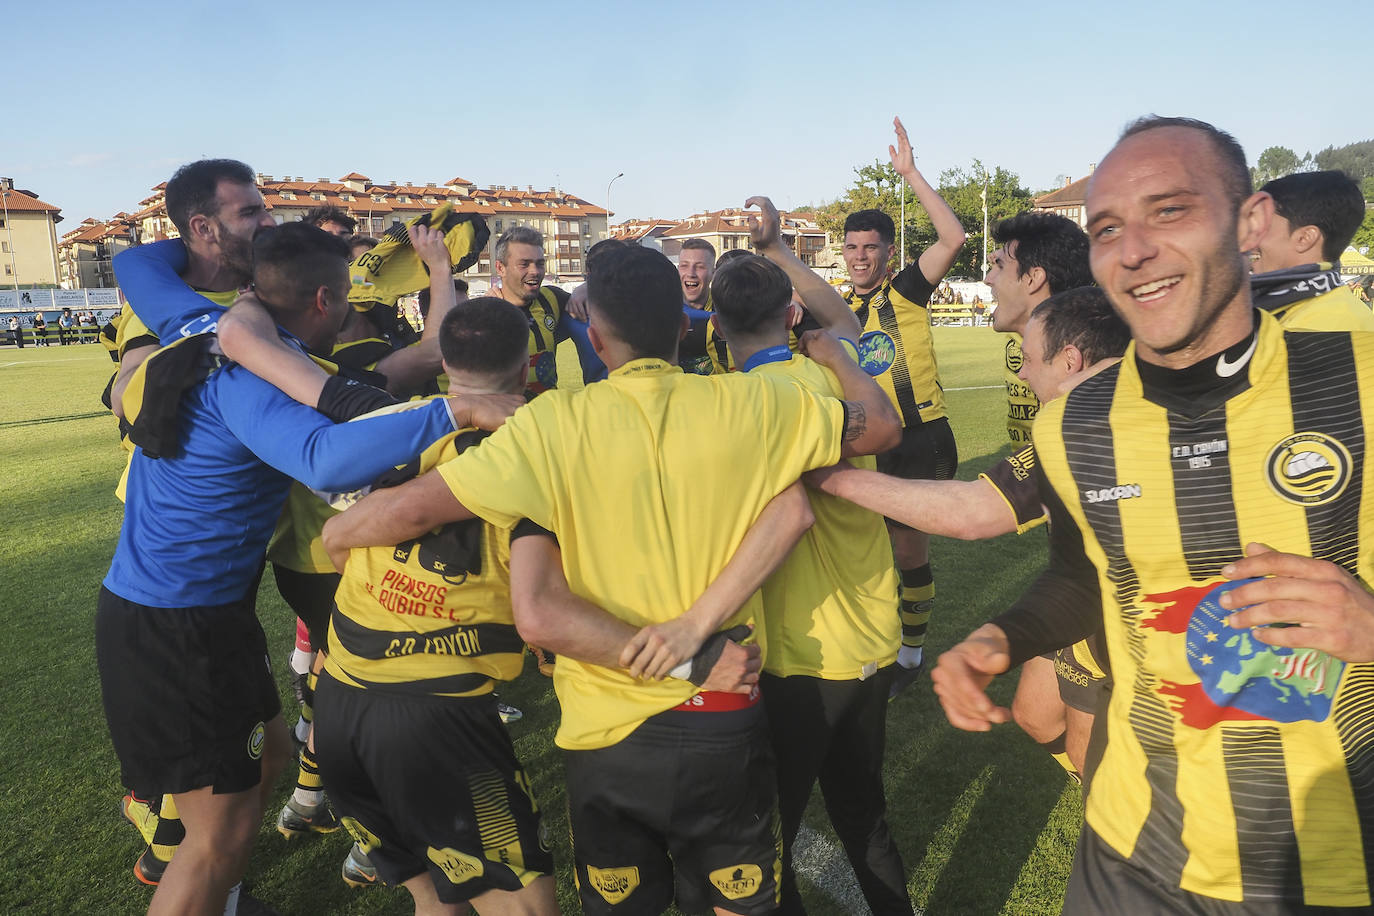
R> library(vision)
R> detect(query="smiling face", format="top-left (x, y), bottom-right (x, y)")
top-left (1085, 126), bottom-right (1262, 368)
top-left (495, 242), bottom-right (546, 305)
top-left (843, 229), bottom-right (895, 295)
top-left (678, 247), bottom-right (714, 306)
top-left (986, 243), bottom-right (1036, 334)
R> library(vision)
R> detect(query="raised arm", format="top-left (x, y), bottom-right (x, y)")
top-left (369, 224), bottom-right (457, 397)
top-left (217, 291), bottom-right (334, 406)
top-left (112, 240), bottom-right (223, 339)
top-left (619, 481), bottom-right (815, 678)
top-left (889, 116), bottom-right (967, 285)
top-left (746, 195), bottom-right (860, 339)
top-left (796, 329), bottom-right (901, 457)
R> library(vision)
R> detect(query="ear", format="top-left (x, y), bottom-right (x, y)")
top-left (1062, 343), bottom-right (1086, 376)
top-left (1292, 225), bottom-right (1323, 258)
top-left (1236, 191), bottom-right (1274, 254)
top-left (313, 286), bottom-right (331, 318)
top-left (187, 212), bottom-right (216, 244)
top-left (587, 321), bottom-right (606, 357)
top-left (886, 243), bottom-right (897, 263)
top-left (1022, 265), bottom-right (1048, 297)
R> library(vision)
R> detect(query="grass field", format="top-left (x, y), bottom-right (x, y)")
top-left (0, 329), bottom-right (1078, 915)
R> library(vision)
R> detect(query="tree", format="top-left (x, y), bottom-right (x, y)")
top-left (1361, 175), bottom-right (1374, 203)
top-left (1252, 146), bottom-right (1302, 185)
top-left (1314, 140), bottom-right (1374, 181)
top-left (813, 159), bottom-right (1034, 279)
top-left (1353, 209), bottom-right (1374, 256)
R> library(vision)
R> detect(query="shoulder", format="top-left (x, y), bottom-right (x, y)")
top-left (890, 262), bottom-right (938, 305)
top-left (544, 285), bottom-right (570, 306)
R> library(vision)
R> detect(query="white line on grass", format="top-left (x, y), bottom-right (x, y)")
top-left (0, 356), bottom-right (100, 367)
top-left (791, 824), bottom-right (925, 915)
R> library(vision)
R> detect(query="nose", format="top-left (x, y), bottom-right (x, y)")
top-left (1117, 222), bottom-right (1157, 271)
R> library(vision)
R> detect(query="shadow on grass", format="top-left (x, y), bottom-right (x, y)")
top-left (0, 409), bottom-right (110, 429)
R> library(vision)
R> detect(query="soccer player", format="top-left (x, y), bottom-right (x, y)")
top-left (491, 225), bottom-right (603, 392)
top-left (302, 205), bottom-right (357, 238)
top-left (811, 286), bottom-right (1130, 782)
top-left (708, 196), bottom-right (913, 915)
top-left (933, 116), bottom-right (1374, 911)
top-left (842, 116), bottom-right (967, 696)
top-left (679, 237), bottom-right (716, 309)
top-left (96, 222), bottom-right (514, 916)
top-left (322, 244), bottom-right (901, 915)
top-left (1247, 170), bottom-right (1374, 331)
top-left (983, 212), bottom-right (1093, 444)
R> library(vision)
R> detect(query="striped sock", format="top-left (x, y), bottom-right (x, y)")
top-left (149, 794), bottom-right (184, 864)
top-left (898, 564), bottom-right (935, 667)
top-left (1040, 731), bottom-right (1081, 783)
top-left (292, 746), bottom-right (325, 808)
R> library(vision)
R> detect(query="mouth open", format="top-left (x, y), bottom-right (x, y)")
top-left (1129, 275), bottom-right (1182, 303)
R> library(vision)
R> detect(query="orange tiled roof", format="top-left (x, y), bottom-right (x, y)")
top-left (1, 186), bottom-right (61, 214)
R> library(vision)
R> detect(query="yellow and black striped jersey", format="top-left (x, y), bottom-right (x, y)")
top-left (1015, 312), bottom-right (1374, 907)
top-left (1003, 334), bottom-right (1040, 444)
top-left (325, 426), bottom-right (525, 697)
top-left (522, 286), bottom-right (569, 395)
top-left (1266, 285), bottom-right (1374, 333)
top-left (978, 443), bottom-right (1047, 535)
top-left (844, 265), bottom-right (945, 426)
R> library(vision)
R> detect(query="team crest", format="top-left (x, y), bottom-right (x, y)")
top-left (246, 722), bottom-right (265, 760)
top-left (543, 314), bottom-right (556, 330)
top-left (857, 330), bottom-right (896, 376)
top-left (1141, 579), bottom-right (1343, 728)
top-left (709, 864), bottom-right (763, 901)
top-left (1005, 337), bottom-right (1023, 373)
top-left (586, 865), bottom-right (639, 904)
top-left (427, 846), bottom-right (484, 885)
top-left (1265, 432), bottom-right (1351, 506)
top-left (534, 350), bottom-right (557, 389)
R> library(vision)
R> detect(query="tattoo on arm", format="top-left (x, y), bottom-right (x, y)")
top-left (842, 401), bottom-right (867, 441)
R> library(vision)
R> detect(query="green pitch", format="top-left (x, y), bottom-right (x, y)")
top-left (0, 328), bottom-right (1079, 915)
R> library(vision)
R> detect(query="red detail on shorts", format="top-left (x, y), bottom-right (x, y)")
top-left (295, 617), bottom-right (312, 652)
top-left (1140, 584), bottom-right (1218, 633)
top-left (1158, 681), bottom-right (1268, 729)
top-left (674, 688), bottom-right (760, 712)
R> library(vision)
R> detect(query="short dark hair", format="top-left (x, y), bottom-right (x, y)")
top-left (302, 205), bottom-right (357, 233)
top-left (585, 238), bottom-right (628, 280)
top-left (1260, 170), bottom-right (1366, 263)
top-left (715, 248), bottom-right (751, 269)
top-left (991, 212), bottom-right (1093, 293)
top-left (251, 222), bottom-right (351, 315)
top-left (494, 226), bottom-right (544, 263)
top-left (438, 296), bottom-right (529, 375)
top-left (349, 235), bottom-right (380, 253)
top-left (1030, 286), bottom-right (1130, 366)
top-left (586, 246), bottom-right (682, 360)
top-left (843, 208), bottom-right (896, 246)
top-left (711, 254), bottom-right (792, 336)
top-left (680, 237), bottom-right (717, 260)
top-left (165, 159), bottom-right (257, 237)
top-left (417, 277), bottom-right (470, 318)
top-left (1118, 116), bottom-right (1251, 208)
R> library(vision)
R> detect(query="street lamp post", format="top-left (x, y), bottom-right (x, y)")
top-left (2, 190), bottom-right (18, 296)
top-left (606, 172), bottom-right (624, 239)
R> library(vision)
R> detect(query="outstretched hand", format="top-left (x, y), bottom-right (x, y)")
top-left (931, 623), bottom-right (1013, 731)
top-left (889, 116), bottom-right (917, 177)
top-left (1221, 542), bottom-right (1374, 662)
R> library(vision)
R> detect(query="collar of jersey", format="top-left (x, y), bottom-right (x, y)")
top-left (742, 345), bottom-right (793, 372)
top-left (610, 357), bottom-right (676, 377)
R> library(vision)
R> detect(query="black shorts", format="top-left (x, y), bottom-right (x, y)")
top-left (877, 418), bottom-right (958, 529)
top-left (313, 674), bottom-right (552, 903)
top-left (270, 564), bottom-right (340, 651)
top-left (95, 586), bottom-right (280, 798)
top-left (1053, 632), bottom-right (1110, 714)
top-left (564, 702), bottom-right (781, 916)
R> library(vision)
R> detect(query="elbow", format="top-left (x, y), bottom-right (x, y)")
top-left (874, 410), bottom-right (902, 453)
top-left (512, 587), bottom-right (555, 648)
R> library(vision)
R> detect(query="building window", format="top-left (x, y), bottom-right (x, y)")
top-left (494, 220), bottom-right (503, 231)
top-left (582, 221), bottom-right (590, 235)
top-left (1, 241), bottom-right (7, 253)
top-left (4, 265), bottom-right (10, 276)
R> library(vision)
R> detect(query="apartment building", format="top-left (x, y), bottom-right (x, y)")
top-left (0, 179), bottom-right (63, 286)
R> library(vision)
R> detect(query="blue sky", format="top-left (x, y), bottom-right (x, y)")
top-left (10, 0), bottom-right (1368, 226)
